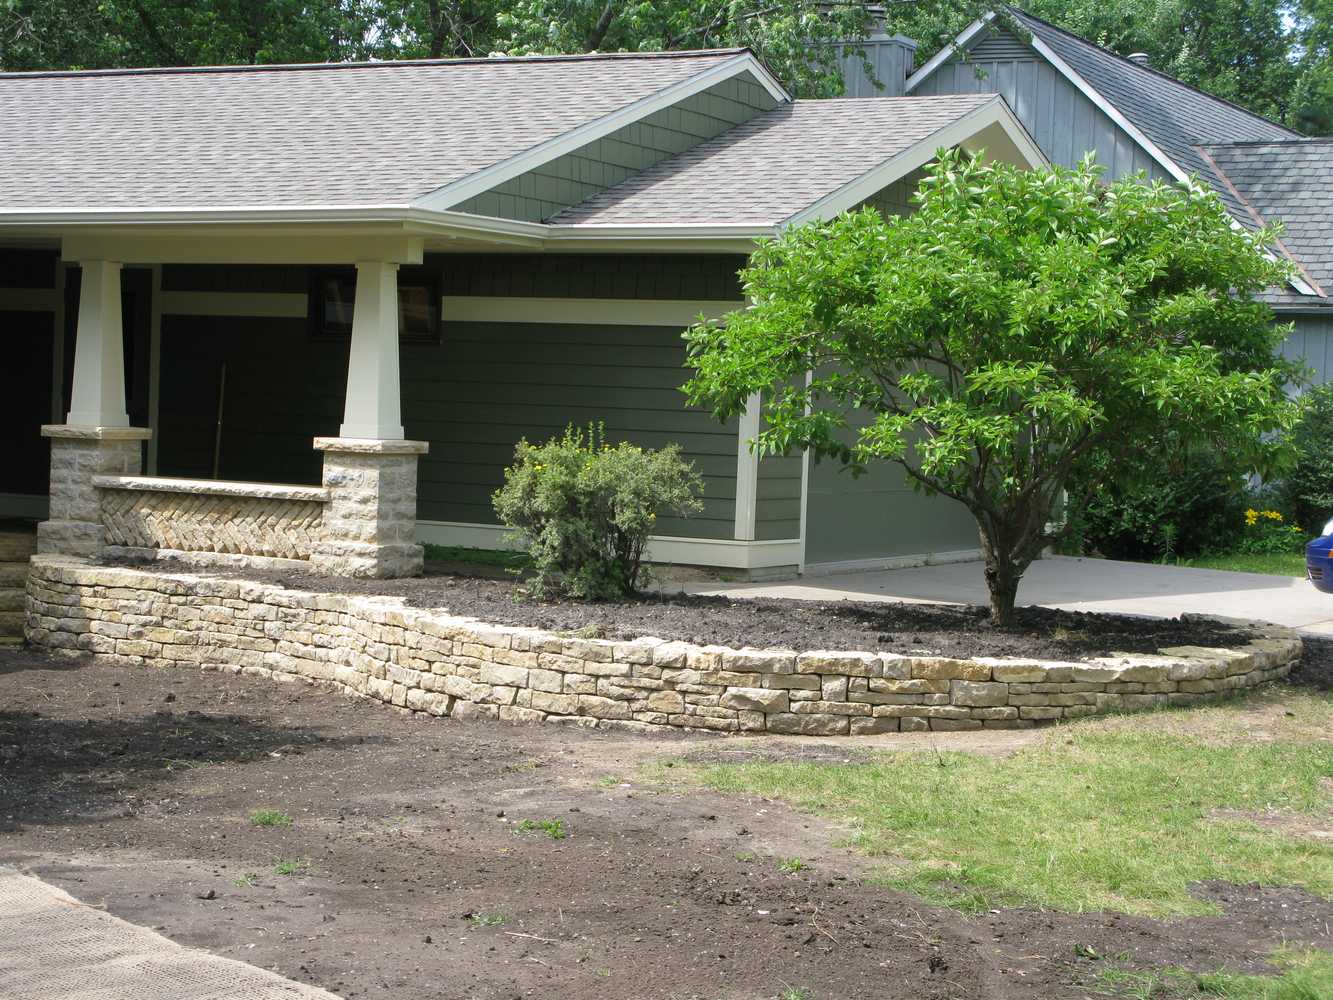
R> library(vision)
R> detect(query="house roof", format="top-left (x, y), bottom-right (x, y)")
top-left (0, 50), bottom-right (767, 211)
top-left (552, 94), bottom-right (1016, 226)
top-left (1201, 140), bottom-right (1333, 309)
top-left (1001, 8), bottom-right (1297, 218)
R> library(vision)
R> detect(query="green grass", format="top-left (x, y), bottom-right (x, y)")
top-left (777, 857), bottom-right (809, 874)
top-left (248, 809), bottom-right (292, 828)
top-left (514, 818), bottom-right (568, 840)
top-left (681, 706), bottom-right (1333, 916)
top-left (1174, 551), bottom-right (1308, 577)
top-left (1091, 948), bottom-right (1333, 999)
top-left (422, 543), bottom-right (529, 570)
top-left (273, 858), bottom-right (309, 876)
top-left (232, 871), bottom-right (259, 888)
top-left (466, 912), bottom-right (506, 928)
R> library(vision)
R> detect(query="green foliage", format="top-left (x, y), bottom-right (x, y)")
top-left (776, 856), bottom-right (808, 873)
top-left (514, 817), bottom-right (568, 839)
top-left (248, 808), bottom-right (292, 828)
top-left (1175, 550), bottom-right (1306, 577)
top-left (1234, 507), bottom-right (1305, 555)
top-left (1277, 383), bottom-right (1333, 534)
top-left (466, 911), bottom-right (506, 927)
top-left (1069, 447), bottom-right (1248, 562)
top-left (491, 424), bottom-right (702, 600)
top-left (684, 151), bottom-right (1299, 622)
top-left (273, 857), bottom-right (309, 875)
top-left (1092, 948), bottom-right (1333, 1000)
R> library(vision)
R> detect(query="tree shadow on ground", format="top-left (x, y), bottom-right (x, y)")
top-left (0, 703), bottom-right (362, 834)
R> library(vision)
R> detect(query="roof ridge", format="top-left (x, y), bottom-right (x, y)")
top-left (0, 47), bottom-right (748, 81)
top-left (1006, 5), bottom-right (1300, 137)
top-left (1202, 138), bottom-right (1333, 148)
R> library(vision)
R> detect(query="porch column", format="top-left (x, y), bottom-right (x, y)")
top-left (311, 260), bottom-right (428, 579)
top-left (38, 259), bottom-right (152, 557)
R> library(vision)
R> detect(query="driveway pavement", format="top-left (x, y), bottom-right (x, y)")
top-left (690, 555), bottom-right (1333, 634)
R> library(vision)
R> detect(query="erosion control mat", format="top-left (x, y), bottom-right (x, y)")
top-left (0, 867), bottom-right (341, 1000)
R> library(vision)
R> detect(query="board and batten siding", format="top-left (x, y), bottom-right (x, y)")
top-left (450, 73), bottom-right (779, 223)
top-left (1280, 312), bottom-right (1333, 386)
top-left (913, 29), bottom-right (1169, 180)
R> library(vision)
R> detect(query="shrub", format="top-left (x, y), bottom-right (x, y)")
top-left (492, 424), bottom-right (704, 600)
top-left (1068, 448), bottom-right (1248, 562)
top-left (1277, 383), bottom-right (1333, 533)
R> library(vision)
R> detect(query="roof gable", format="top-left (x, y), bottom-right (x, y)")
top-left (0, 50), bottom-right (779, 213)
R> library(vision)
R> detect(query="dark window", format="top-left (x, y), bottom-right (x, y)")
top-left (311, 266), bottom-right (440, 343)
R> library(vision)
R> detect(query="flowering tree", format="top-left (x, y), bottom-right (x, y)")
top-left (683, 151), bottom-right (1300, 624)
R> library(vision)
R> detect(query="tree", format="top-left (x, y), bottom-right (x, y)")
top-left (682, 151), bottom-right (1300, 624)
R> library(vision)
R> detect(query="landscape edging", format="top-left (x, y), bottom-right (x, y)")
top-left (24, 556), bottom-right (1301, 736)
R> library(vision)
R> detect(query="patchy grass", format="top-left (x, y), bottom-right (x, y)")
top-left (232, 871), bottom-right (258, 888)
top-left (465, 912), bottom-right (506, 928)
top-left (777, 857), bottom-right (810, 874)
top-left (1089, 948), bottom-right (1333, 999)
top-left (679, 693), bottom-right (1333, 916)
top-left (248, 809), bottom-right (292, 828)
top-left (273, 858), bottom-right (309, 876)
top-left (514, 818), bottom-right (568, 840)
top-left (1175, 551), bottom-right (1307, 577)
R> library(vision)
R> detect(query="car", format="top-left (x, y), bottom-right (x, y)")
top-left (1306, 518), bottom-right (1333, 592)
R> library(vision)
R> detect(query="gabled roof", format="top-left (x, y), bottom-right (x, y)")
top-left (0, 49), bottom-right (782, 212)
top-left (552, 94), bottom-right (1040, 227)
top-left (1201, 140), bottom-right (1333, 309)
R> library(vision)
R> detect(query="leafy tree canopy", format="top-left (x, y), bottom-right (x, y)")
top-left (682, 151), bottom-right (1301, 624)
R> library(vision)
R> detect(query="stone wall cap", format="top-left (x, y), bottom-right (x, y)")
top-left (42, 424), bottom-right (153, 441)
top-left (92, 474), bottom-right (331, 503)
top-left (312, 437), bottom-right (430, 455)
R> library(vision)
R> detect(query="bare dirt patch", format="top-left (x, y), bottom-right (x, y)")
top-left (3, 650), bottom-right (1330, 999)
top-left (113, 558), bottom-right (1256, 663)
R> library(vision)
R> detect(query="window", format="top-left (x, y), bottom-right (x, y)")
top-left (311, 267), bottom-right (440, 343)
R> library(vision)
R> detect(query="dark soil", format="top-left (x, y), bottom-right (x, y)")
top-left (3, 650), bottom-right (1330, 1000)
top-left (118, 559), bottom-right (1255, 662)
top-left (1289, 635), bottom-right (1333, 691)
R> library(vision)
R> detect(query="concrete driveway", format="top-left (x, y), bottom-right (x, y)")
top-left (691, 555), bottom-right (1333, 634)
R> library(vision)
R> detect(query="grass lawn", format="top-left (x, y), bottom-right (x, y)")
top-left (1091, 948), bottom-right (1333, 1000)
top-left (1175, 551), bottom-right (1308, 577)
top-left (671, 690), bottom-right (1333, 917)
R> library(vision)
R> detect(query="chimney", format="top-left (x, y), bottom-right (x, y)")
top-left (1127, 52), bottom-right (1150, 67)
top-left (834, 5), bottom-right (918, 97)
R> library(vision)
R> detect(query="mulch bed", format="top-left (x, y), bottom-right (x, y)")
top-left (3, 650), bottom-right (1330, 1000)
top-left (115, 558), bottom-right (1257, 663)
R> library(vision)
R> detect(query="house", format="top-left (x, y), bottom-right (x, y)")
top-left (0, 48), bottom-right (1045, 579)
top-left (904, 6), bottom-right (1333, 380)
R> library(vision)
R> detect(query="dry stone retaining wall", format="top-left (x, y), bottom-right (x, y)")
top-left (25, 557), bottom-right (1301, 735)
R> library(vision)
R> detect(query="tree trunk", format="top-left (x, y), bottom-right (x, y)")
top-left (977, 520), bottom-right (1028, 628)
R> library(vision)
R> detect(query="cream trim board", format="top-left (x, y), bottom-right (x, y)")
top-left (416, 519), bottom-right (802, 570)
top-left (442, 295), bottom-right (743, 327)
top-left (802, 548), bottom-right (982, 578)
top-left (414, 53), bottom-right (790, 212)
top-left (158, 290), bottom-right (309, 318)
top-left (0, 287), bottom-right (57, 311)
top-left (783, 98), bottom-right (1047, 227)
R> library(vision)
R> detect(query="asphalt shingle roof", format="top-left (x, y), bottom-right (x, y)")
top-left (552, 94), bottom-right (996, 226)
top-left (1201, 140), bottom-right (1333, 309)
top-left (1007, 8), bottom-right (1299, 220)
top-left (0, 50), bottom-right (744, 210)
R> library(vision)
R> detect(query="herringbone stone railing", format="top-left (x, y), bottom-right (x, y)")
top-left (94, 477), bottom-right (329, 561)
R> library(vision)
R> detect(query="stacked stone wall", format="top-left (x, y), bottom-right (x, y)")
top-left (25, 557), bottom-right (1301, 736)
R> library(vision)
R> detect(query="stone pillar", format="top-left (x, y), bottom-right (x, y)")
top-left (39, 259), bottom-right (152, 557)
top-left (38, 425), bottom-right (152, 556)
top-left (310, 437), bottom-right (429, 578)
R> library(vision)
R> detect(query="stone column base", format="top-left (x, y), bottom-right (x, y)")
top-left (310, 437), bottom-right (429, 579)
top-left (38, 425), bottom-right (152, 558)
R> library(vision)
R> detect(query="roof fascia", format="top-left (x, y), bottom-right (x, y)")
top-left (904, 12), bottom-right (997, 93)
top-left (411, 51), bottom-right (791, 214)
top-left (783, 97), bottom-right (1047, 228)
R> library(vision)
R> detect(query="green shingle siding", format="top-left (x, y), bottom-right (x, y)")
top-left (451, 72), bottom-right (780, 222)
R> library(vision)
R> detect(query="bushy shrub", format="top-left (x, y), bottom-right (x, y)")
top-left (492, 425), bottom-right (704, 600)
top-left (1277, 384), bottom-right (1333, 533)
top-left (1067, 448), bottom-right (1248, 562)
top-left (1233, 507), bottom-right (1305, 554)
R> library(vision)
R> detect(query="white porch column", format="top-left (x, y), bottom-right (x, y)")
top-left (340, 260), bottom-right (404, 439)
top-left (733, 392), bottom-right (761, 541)
top-left (39, 258), bottom-right (151, 557)
top-left (66, 259), bottom-right (129, 428)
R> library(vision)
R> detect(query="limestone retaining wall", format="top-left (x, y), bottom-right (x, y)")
top-left (24, 557), bottom-right (1301, 736)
